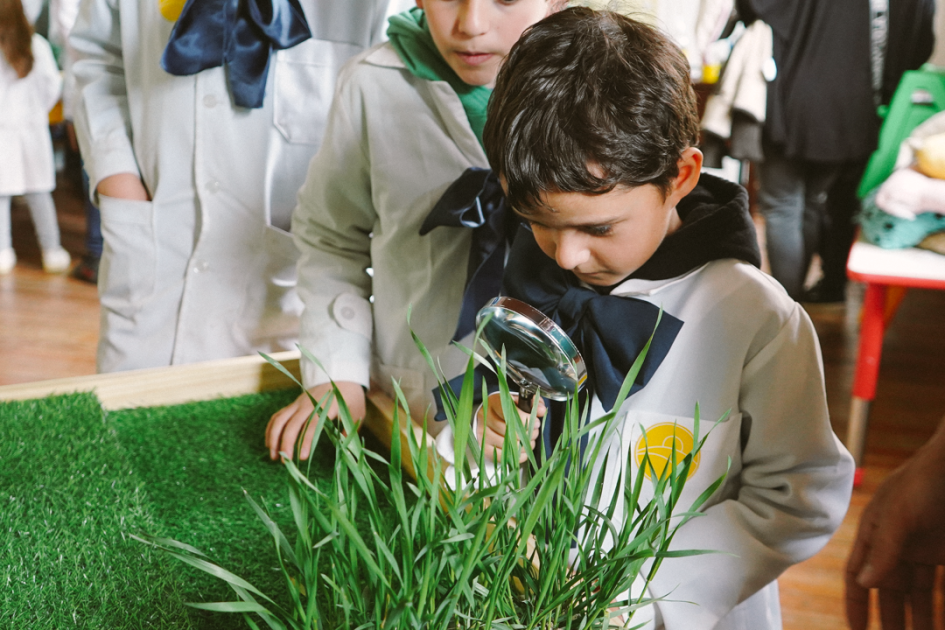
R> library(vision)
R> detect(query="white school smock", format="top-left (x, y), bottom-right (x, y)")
top-left (584, 260), bottom-right (854, 629)
top-left (437, 259), bottom-right (854, 630)
top-left (292, 42), bottom-right (486, 424)
top-left (70, 0), bottom-right (412, 372)
top-left (0, 34), bottom-right (62, 196)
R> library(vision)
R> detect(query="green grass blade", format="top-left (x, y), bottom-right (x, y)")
top-left (244, 491), bottom-right (299, 568)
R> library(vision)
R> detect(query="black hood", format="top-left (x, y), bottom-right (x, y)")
top-left (626, 172), bottom-right (760, 283)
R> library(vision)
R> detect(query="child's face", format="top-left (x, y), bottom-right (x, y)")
top-left (416, 0), bottom-right (554, 88)
top-left (513, 149), bottom-right (703, 287)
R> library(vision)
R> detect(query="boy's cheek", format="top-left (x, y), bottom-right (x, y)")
top-left (530, 229), bottom-right (558, 261)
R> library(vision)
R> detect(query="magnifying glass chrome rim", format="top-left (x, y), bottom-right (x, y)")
top-left (476, 296), bottom-right (587, 400)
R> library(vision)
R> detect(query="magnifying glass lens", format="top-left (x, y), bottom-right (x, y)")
top-left (476, 297), bottom-right (587, 402)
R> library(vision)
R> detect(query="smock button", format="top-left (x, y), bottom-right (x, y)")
top-left (341, 306), bottom-right (355, 320)
top-left (193, 260), bottom-right (209, 274)
top-left (203, 95), bottom-right (217, 108)
top-left (205, 180), bottom-right (221, 194)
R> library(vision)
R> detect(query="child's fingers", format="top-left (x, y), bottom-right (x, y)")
top-left (266, 396), bottom-right (305, 460)
top-left (280, 403), bottom-right (326, 462)
top-left (513, 394), bottom-right (547, 418)
top-left (298, 421), bottom-right (319, 461)
top-left (482, 425), bottom-right (506, 462)
top-left (485, 411), bottom-right (510, 438)
top-left (298, 399), bottom-right (338, 459)
top-left (485, 392), bottom-right (507, 426)
top-left (481, 392), bottom-right (545, 464)
top-left (484, 409), bottom-right (541, 443)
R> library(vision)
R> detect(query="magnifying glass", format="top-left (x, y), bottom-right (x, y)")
top-left (475, 296), bottom-right (587, 411)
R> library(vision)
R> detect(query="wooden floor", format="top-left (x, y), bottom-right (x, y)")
top-left (2, 160), bottom-right (945, 629)
top-left (0, 158), bottom-right (99, 383)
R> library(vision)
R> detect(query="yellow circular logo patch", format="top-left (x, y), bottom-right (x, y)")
top-left (160, 0), bottom-right (187, 22)
top-left (634, 422), bottom-right (700, 480)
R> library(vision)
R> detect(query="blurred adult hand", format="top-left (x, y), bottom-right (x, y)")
top-left (845, 416), bottom-right (945, 630)
top-left (265, 381), bottom-right (366, 461)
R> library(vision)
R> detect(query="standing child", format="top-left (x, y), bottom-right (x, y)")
top-left (0, 0), bottom-right (69, 275)
top-left (465, 8), bottom-right (854, 629)
top-left (70, 0), bottom-right (410, 372)
top-left (266, 0), bottom-right (564, 460)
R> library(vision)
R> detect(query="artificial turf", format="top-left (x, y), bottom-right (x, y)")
top-left (0, 388), bottom-right (350, 629)
top-left (1, 393), bottom-right (192, 628)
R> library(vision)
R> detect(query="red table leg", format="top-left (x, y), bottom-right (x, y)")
top-left (847, 283), bottom-right (888, 486)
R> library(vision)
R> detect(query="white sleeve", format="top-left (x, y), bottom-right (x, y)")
top-left (21, 0), bottom-right (43, 25)
top-left (30, 35), bottom-right (63, 112)
top-left (292, 69), bottom-right (375, 390)
top-left (69, 0), bottom-right (140, 194)
top-left (49, 0), bottom-right (82, 50)
top-left (648, 304), bottom-right (855, 629)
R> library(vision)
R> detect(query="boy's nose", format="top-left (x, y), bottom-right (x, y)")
top-left (457, 0), bottom-right (489, 37)
top-left (553, 233), bottom-right (590, 271)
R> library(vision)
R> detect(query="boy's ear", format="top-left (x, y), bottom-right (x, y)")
top-left (668, 147), bottom-right (703, 204)
top-left (548, 0), bottom-right (569, 13)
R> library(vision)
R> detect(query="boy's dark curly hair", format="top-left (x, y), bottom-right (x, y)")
top-left (484, 7), bottom-right (699, 212)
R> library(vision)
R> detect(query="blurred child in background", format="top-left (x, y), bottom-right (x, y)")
top-left (0, 0), bottom-right (69, 275)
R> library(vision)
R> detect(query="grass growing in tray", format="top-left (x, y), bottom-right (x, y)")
top-left (138, 323), bottom-right (725, 629)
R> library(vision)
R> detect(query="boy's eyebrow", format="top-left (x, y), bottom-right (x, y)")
top-left (513, 207), bottom-right (623, 229)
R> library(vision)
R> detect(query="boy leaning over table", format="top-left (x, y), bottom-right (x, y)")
top-left (436, 8), bottom-right (855, 630)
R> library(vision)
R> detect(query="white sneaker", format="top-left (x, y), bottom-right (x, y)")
top-left (0, 248), bottom-right (15, 274)
top-left (42, 248), bottom-right (71, 274)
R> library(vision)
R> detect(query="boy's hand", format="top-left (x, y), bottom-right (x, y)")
top-left (265, 381), bottom-right (366, 461)
top-left (477, 391), bottom-right (546, 464)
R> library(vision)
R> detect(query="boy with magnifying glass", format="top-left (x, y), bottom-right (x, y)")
top-left (472, 8), bottom-right (855, 629)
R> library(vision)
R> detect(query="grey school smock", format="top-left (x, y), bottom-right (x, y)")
top-left (292, 42), bottom-right (487, 425)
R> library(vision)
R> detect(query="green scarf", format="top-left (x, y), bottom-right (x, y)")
top-left (387, 7), bottom-right (491, 147)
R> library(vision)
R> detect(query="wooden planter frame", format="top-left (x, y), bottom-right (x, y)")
top-left (0, 350), bottom-right (431, 479)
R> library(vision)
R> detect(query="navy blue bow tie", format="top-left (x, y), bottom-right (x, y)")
top-left (502, 226), bottom-right (683, 411)
top-left (421, 168), bottom-right (517, 341)
top-left (162, 0), bottom-right (312, 109)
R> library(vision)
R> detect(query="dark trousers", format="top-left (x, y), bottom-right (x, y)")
top-left (818, 161), bottom-right (866, 292)
top-left (757, 145), bottom-right (864, 298)
top-left (81, 167), bottom-right (103, 258)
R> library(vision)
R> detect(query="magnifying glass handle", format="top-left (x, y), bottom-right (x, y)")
top-left (517, 388), bottom-right (536, 412)
top-left (516, 387), bottom-right (542, 464)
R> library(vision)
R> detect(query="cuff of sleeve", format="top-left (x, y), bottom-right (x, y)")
top-left (83, 140), bottom-right (141, 203)
top-left (434, 403), bottom-right (483, 467)
top-left (298, 292), bottom-right (373, 389)
top-left (434, 404), bottom-right (499, 489)
top-left (300, 352), bottom-right (371, 391)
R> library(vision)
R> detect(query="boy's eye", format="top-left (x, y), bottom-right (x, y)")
top-left (583, 225), bottom-right (613, 237)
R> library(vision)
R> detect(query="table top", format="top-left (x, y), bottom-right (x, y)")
top-left (847, 239), bottom-right (945, 289)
